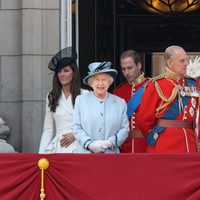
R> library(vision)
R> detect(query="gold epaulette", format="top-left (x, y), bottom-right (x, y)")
top-left (150, 74), bottom-right (165, 83)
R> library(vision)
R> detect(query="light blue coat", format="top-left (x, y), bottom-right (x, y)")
top-left (72, 92), bottom-right (129, 153)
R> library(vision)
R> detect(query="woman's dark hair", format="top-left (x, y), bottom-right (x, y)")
top-left (48, 62), bottom-right (81, 112)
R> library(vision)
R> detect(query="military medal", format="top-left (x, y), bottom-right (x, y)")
top-left (190, 86), bottom-right (199, 97)
top-left (180, 90), bottom-right (186, 97)
top-left (184, 86), bottom-right (191, 96)
top-left (178, 85), bottom-right (186, 97)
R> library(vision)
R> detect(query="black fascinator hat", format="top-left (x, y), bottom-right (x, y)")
top-left (48, 47), bottom-right (77, 71)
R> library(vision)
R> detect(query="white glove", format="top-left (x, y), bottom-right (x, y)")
top-left (186, 56), bottom-right (200, 78)
top-left (101, 140), bottom-right (114, 149)
top-left (88, 140), bottom-right (109, 153)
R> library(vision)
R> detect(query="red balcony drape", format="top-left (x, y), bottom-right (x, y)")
top-left (0, 153), bottom-right (200, 200)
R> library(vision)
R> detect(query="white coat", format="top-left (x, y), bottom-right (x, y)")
top-left (39, 89), bottom-right (88, 154)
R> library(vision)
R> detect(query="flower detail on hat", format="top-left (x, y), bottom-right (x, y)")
top-left (94, 62), bottom-right (111, 72)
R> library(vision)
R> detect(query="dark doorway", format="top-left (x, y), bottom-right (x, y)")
top-left (79, 0), bottom-right (200, 88)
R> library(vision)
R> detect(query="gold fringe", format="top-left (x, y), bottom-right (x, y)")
top-left (154, 81), bottom-right (179, 115)
top-left (38, 158), bottom-right (49, 200)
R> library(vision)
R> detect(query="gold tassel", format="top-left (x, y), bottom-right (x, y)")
top-left (38, 158), bottom-right (49, 200)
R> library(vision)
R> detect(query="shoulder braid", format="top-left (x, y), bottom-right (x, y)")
top-left (150, 74), bottom-right (165, 83)
top-left (153, 79), bottom-right (179, 115)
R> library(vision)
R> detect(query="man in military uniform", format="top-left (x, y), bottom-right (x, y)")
top-left (113, 50), bottom-right (148, 153)
top-left (137, 45), bottom-right (200, 153)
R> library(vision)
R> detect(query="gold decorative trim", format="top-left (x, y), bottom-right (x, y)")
top-left (38, 158), bottom-right (49, 200)
top-left (131, 73), bottom-right (145, 86)
top-left (150, 74), bottom-right (165, 83)
top-left (164, 67), bottom-right (184, 80)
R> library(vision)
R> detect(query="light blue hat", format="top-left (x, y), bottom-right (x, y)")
top-left (83, 61), bottom-right (118, 85)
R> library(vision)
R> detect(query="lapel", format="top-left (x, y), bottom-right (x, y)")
top-left (58, 90), bottom-right (73, 114)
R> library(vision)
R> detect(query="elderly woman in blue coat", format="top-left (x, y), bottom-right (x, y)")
top-left (72, 61), bottom-right (129, 153)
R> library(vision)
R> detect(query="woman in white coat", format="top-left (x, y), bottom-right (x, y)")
top-left (39, 47), bottom-right (87, 153)
top-left (72, 61), bottom-right (129, 153)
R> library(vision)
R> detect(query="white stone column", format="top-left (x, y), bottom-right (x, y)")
top-left (0, 0), bottom-right (60, 152)
top-left (21, 0), bottom-right (60, 152)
